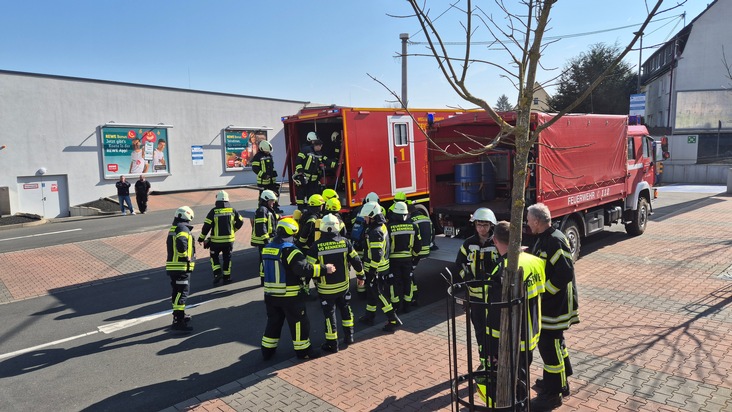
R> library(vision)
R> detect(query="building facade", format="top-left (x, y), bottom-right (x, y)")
top-left (0, 70), bottom-right (307, 217)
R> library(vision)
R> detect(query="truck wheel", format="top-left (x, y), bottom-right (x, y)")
top-left (561, 219), bottom-right (581, 262)
top-left (625, 197), bottom-right (649, 236)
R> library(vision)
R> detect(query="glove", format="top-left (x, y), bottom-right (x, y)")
top-left (203, 239), bottom-right (211, 249)
top-left (262, 174), bottom-right (270, 180)
top-left (293, 175), bottom-right (303, 186)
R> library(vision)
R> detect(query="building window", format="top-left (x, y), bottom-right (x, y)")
top-left (533, 97), bottom-right (539, 105)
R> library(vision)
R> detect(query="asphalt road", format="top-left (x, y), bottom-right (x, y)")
top-left (0, 185), bottom-right (727, 411)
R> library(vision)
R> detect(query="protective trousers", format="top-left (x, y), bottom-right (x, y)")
top-left (537, 329), bottom-right (573, 394)
top-left (389, 258), bottom-right (414, 307)
top-left (364, 271), bottom-right (394, 315)
top-left (257, 245), bottom-right (265, 284)
top-left (261, 295), bottom-right (312, 359)
top-left (319, 292), bottom-right (354, 345)
top-left (209, 242), bottom-right (233, 277)
top-left (168, 271), bottom-right (190, 320)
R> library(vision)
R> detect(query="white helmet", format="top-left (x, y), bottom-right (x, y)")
top-left (359, 201), bottom-right (382, 218)
top-left (306, 132), bottom-right (318, 142)
top-left (364, 192), bottom-right (380, 204)
top-left (471, 207), bottom-right (497, 225)
top-left (319, 213), bottom-right (341, 233)
top-left (331, 131), bottom-right (340, 142)
top-left (260, 190), bottom-right (277, 202)
top-left (175, 206), bottom-right (194, 221)
top-left (392, 201), bottom-right (409, 215)
top-left (259, 140), bottom-right (272, 153)
top-left (216, 190), bottom-right (229, 202)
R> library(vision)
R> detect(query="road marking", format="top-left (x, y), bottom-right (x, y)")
top-left (0, 228), bottom-right (82, 242)
top-left (0, 300), bottom-right (212, 361)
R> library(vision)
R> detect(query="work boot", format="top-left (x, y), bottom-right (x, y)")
top-left (212, 269), bottom-right (223, 285)
top-left (222, 275), bottom-right (232, 285)
top-left (261, 347), bottom-right (276, 361)
top-left (297, 348), bottom-right (321, 360)
top-left (171, 320), bottom-right (193, 332)
top-left (321, 341), bottom-right (339, 354)
top-left (530, 393), bottom-right (562, 411)
top-left (342, 335), bottom-right (355, 350)
top-left (358, 313), bottom-right (375, 326)
top-left (535, 379), bottom-right (570, 397)
top-left (401, 301), bottom-right (411, 313)
top-left (383, 311), bottom-right (403, 333)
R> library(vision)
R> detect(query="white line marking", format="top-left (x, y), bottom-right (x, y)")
top-left (0, 300), bottom-right (212, 361)
top-left (0, 228), bottom-right (83, 242)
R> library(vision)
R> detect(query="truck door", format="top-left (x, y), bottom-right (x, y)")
top-left (387, 115), bottom-right (416, 194)
top-left (626, 134), bottom-right (654, 194)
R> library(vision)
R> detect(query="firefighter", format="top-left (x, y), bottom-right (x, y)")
top-left (386, 201), bottom-right (421, 313)
top-left (251, 140), bottom-right (282, 213)
top-left (357, 201), bottom-right (402, 332)
top-left (409, 202), bottom-right (434, 306)
top-left (476, 221), bottom-right (546, 407)
top-left (527, 203), bottom-right (579, 411)
top-left (166, 206), bottom-right (196, 332)
top-left (307, 214), bottom-right (364, 353)
top-left (322, 188), bottom-right (338, 203)
top-left (251, 190), bottom-right (280, 286)
top-left (261, 218), bottom-right (335, 361)
top-left (324, 197), bottom-right (347, 236)
top-left (296, 194), bottom-right (325, 251)
top-left (295, 132), bottom-right (336, 210)
top-left (455, 207), bottom-right (500, 370)
top-left (198, 190), bottom-right (245, 285)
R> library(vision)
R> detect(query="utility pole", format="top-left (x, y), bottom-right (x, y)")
top-left (634, 31), bottom-right (643, 93)
top-left (400, 33), bottom-right (409, 107)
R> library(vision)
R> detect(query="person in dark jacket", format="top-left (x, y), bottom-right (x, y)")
top-left (386, 201), bottom-right (420, 313)
top-left (198, 190), bottom-right (245, 285)
top-left (527, 202), bottom-right (579, 411)
top-left (134, 175), bottom-right (151, 214)
top-left (251, 140), bottom-right (282, 213)
top-left (166, 206), bottom-right (196, 331)
top-left (115, 176), bottom-right (135, 215)
top-left (261, 218), bottom-right (335, 361)
top-left (251, 190), bottom-right (280, 286)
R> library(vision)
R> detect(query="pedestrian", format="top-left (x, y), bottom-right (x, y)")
top-left (527, 203), bottom-right (579, 411)
top-left (166, 206), bottom-right (196, 332)
top-left (261, 218), bottom-right (335, 361)
top-left (357, 201), bottom-right (402, 332)
top-left (386, 201), bottom-right (421, 313)
top-left (251, 190), bottom-right (279, 286)
top-left (307, 214), bottom-right (364, 353)
top-left (197, 190), bottom-right (245, 285)
top-left (115, 176), bottom-right (135, 215)
top-left (134, 175), bottom-right (151, 214)
top-left (251, 140), bottom-right (283, 213)
top-left (455, 207), bottom-right (499, 370)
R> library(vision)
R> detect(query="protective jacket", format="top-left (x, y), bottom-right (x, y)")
top-left (166, 220), bottom-right (196, 272)
top-left (198, 201), bottom-right (244, 244)
top-left (296, 147), bottom-right (335, 183)
top-left (456, 235), bottom-right (499, 300)
top-left (251, 202), bottom-right (279, 246)
top-left (296, 209), bottom-right (322, 250)
top-left (251, 151), bottom-right (277, 186)
top-left (363, 214), bottom-right (390, 275)
top-left (262, 236), bottom-right (323, 297)
top-left (387, 218), bottom-right (421, 260)
top-left (307, 232), bottom-right (363, 295)
top-left (410, 207), bottom-right (433, 257)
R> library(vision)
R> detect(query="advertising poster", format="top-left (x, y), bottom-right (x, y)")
top-left (224, 129), bottom-right (268, 171)
top-left (102, 126), bottom-right (170, 178)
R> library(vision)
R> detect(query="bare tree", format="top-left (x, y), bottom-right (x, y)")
top-left (399, 0), bottom-right (668, 407)
top-left (723, 46), bottom-right (732, 88)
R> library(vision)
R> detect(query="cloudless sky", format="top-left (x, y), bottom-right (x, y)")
top-left (0, 1), bottom-right (709, 110)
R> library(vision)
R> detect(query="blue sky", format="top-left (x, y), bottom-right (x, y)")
top-left (0, 1), bottom-right (709, 109)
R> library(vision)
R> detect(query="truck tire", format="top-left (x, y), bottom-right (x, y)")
top-left (625, 197), bottom-right (649, 236)
top-left (561, 219), bottom-right (581, 262)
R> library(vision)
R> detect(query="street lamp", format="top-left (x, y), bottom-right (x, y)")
top-left (400, 33), bottom-right (409, 107)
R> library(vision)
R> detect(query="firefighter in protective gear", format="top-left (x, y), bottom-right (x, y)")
top-left (387, 191), bottom-right (412, 214)
top-left (198, 190), bottom-right (245, 285)
top-left (350, 192), bottom-right (383, 293)
top-left (251, 190), bottom-right (280, 286)
top-left (527, 203), bottom-right (579, 410)
top-left (455, 207), bottom-right (500, 370)
top-left (324, 197), bottom-right (347, 236)
top-left (409, 203), bottom-right (433, 306)
top-left (307, 214), bottom-right (364, 353)
top-left (167, 206), bottom-right (196, 332)
top-left (261, 218), bottom-right (335, 361)
top-left (322, 188), bottom-right (338, 203)
top-left (476, 221), bottom-right (546, 407)
top-left (251, 140), bottom-right (282, 212)
top-left (295, 133), bottom-right (336, 210)
top-left (296, 194), bottom-right (325, 251)
top-left (386, 201), bottom-right (421, 313)
top-left (357, 202), bottom-right (402, 332)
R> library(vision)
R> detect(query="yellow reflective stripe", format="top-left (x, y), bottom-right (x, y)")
top-left (545, 279), bottom-right (560, 294)
top-left (261, 336), bottom-right (279, 348)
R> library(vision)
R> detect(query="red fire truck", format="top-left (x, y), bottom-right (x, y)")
top-left (427, 111), bottom-right (657, 260)
top-left (281, 105), bottom-right (466, 209)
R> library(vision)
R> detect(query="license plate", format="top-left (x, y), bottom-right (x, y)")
top-left (443, 225), bottom-right (455, 237)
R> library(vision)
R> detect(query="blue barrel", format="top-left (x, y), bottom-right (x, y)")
top-left (454, 163), bottom-right (482, 205)
top-left (481, 160), bottom-right (497, 201)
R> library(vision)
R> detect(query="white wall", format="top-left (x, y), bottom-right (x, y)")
top-left (0, 71), bottom-right (306, 216)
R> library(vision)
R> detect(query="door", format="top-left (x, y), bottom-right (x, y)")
top-left (626, 135), bottom-right (654, 194)
top-left (387, 115), bottom-right (416, 194)
top-left (16, 175), bottom-right (69, 218)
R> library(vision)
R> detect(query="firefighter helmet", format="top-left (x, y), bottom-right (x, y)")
top-left (325, 197), bottom-right (341, 212)
top-left (277, 217), bottom-right (299, 236)
top-left (331, 131), bottom-right (340, 141)
top-left (319, 213), bottom-right (340, 233)
top-left (216, 190), bottom-right (229, 202)
top-left (258, 140), bottom-right (272, 153)
top-left (359, 201), bottom-right (381, 218)
top-left (471, 207), bottom-right (497, 225)
top-left (174, 206), bottom-right (194, 221)
top-left (392, 201), bottom-right (409, 215)
top-left (364, 192), bottom-right (380, 204)
top-left (308, 194), bottom-right (325, 207)
top-left (394, 192), bottom-right (407, 202)
top-left (306, 131), bottom-right (318, 142)
top-left (322, 188), bottom-right (338, 201)
top-left (260, 190), bottom-right (277, 202)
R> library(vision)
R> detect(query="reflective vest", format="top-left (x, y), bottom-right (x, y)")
top-left (262, 241), bottom-right (303, 297)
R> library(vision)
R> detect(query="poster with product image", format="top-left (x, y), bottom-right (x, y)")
top-left (223, 129), bottom-right (268, 171)
top-left (101, 126), bottom-right (170, 178)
